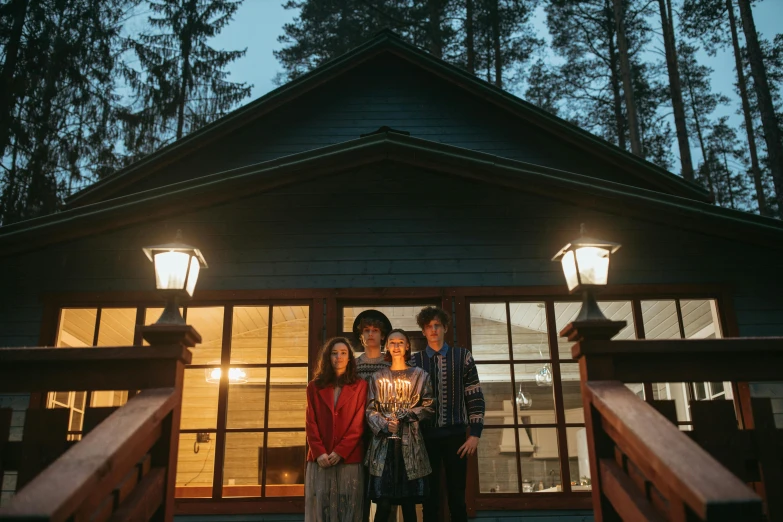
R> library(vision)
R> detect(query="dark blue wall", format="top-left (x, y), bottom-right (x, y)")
top-left (2, 162), bottom-right (782, 349)
top-left (123, 54), bottom-right (663, 196)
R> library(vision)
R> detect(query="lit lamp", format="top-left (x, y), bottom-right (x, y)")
top-left (205, 366), bottom-right (248, 385)
top-left (553, 224), bottom-right (626, 342)
top-left (140, 229), bottom-right (206, 348)
top-left (143, 229), bottom-right (208, 325)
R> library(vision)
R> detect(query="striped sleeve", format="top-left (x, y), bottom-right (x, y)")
top-left (462, 349), bottom-right (485, 437)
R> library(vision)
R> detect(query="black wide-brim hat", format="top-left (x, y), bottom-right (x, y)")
top-left (352, 309), bottom-right (393, 337)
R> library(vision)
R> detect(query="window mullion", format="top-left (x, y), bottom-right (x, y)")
top-left (260, 306), bottom-right (274, 497)
top-left (505, 302), bottom-right (523, 494)
top-left (546, 300), bottom-right (571, 494)
top-left (211, 305), bottom-right (232, 499)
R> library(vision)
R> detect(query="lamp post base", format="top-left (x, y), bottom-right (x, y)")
top-left (139, 324), bottom-right (202, 348)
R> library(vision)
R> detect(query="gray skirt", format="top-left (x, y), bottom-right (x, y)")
top-left (305, 461), bottom-right (364, 522)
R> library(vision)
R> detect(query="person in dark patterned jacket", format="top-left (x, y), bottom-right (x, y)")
top-left (409, 306), bottom-right (485, 522)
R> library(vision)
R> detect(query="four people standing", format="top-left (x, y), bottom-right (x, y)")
top-left (305, 306), bottom-right (484, 522)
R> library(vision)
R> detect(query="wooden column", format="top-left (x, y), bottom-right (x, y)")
top-left (139, 323), bottom-right (200, 522)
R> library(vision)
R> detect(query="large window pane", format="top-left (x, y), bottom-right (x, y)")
top-left (96, 308), bottom-right (136, 346)
top-left (641, 300), bottom-right (680, 339)
top-left (271, 306), bottom-right (309, 363)
top-left (681, 300), bottom-right (721, 339)
top-left (513, 364), bottom-right (556, 422)
top-left (226, 368), bottom-right (267, 429)
top-left (267, 367), bottom-right (308, 428)
top-left (265, 432), bottom-right (306, 497)
top-left (518, 427), bottom-right (562, 492)
top-left (186, 307), bottom-right (224, 365)
top-left (478, 428), bottom-right (519, 493)
top-left (566, 427), bottom-right (591, 492)
top-left (479, 364), bottom-right (515, 424)
top-left (176, 432), bottom-right (215, 498)
top-left (231, 306), bottom-right (269, 364)
top-left (555, 302), bottom-right (635, 359)
top-left (223, 432), bottom-right (264, 498)
top-left (560, 363), bottom-right (584, 424)
top-left (509, 302), bottom-right (549, 360)
top-left (94, 308), bottom-right (135, 407)
top-left (182, 368), bottom-right (219, 429)
top-left (470, 303), bottom-right (510, 361)
top-left (56, 308), bottom-right (96, 347)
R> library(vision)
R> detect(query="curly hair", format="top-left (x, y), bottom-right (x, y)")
top-left (416, 306), bottom-right (451, 330)
top-left (383, 328), bottom-right (412, 363)
top-left (313, 337), bottom-right (358, 388)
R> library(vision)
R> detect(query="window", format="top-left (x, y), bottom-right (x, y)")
top-left (641, 299), bottom-right (734, 428)
top-left (48, 308), bottom-right (135, 440)
top-left (470, 299), bottom-right (640, 496)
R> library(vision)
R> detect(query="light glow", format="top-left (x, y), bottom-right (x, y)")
top-left (574, 246), bottom-right (610, 286)
top-left (154, 251), bottom-right (190, 291)
top-left (205, 367), bottom-right (248, 384)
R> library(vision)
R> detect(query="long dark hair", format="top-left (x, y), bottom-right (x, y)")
top-left (313, 336), bottom-right (358, 388)
top-left (383, 328), bottom-right (412, 363)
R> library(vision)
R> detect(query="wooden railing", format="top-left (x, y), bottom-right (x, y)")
top-left (565, 322), bottom-right (783, 522)
top-left (0, 337), bottom-right (192, 522)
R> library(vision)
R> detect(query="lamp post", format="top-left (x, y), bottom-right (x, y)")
top-left (140, 230), bottom-right (206, 347)
top-left (553, 224), bottom-right (626, 342)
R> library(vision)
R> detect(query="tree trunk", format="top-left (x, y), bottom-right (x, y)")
top-left (659, 0), bottom-right (694, 180)
top-left (428, 0), bottom-right (443, 59)
top-left (465, 0), bottom-right (475, 74)
top-left (736, 0), bottom-right (783, 215)
top-left (727, 0), bottom-right (767, 215)
top-left (176, 1), bottom-right (195, 141)
top-left (685, 76), bottom-right (715, 200)
top-left (491, 0), bottom-right (502, 88)
top-left (605, 0), bottom-right (626, 151)
top-left (613, 0), bottom-right (642, 156)
top-left (721, 148), bottom-right (736, 208)
top-left (0, 0), bottom-right (29, 157)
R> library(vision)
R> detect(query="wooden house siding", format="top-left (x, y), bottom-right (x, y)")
top-left (120, 56), bottom-right (663, 197)
top-left (1, 162), bottom-right (782, 350)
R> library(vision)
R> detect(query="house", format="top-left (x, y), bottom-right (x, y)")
top-left (1, 30), bottom-right (782, 521)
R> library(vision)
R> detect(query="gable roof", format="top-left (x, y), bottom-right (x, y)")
top-left (2, 131), bottom-right (780, 258)
top-left (65, 30), bottom-right (710, 209)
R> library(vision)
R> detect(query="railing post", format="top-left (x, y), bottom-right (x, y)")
top-left (561, 319), bottom-right (626, 522)
top-left (139, 324), bottom-right (200, 522)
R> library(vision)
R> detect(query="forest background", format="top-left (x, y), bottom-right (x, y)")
top-left (1, 0), bottom-right (781, 226)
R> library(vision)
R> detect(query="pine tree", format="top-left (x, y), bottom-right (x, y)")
top-left (678, 41), bottom-right (731, 203)
top-left (736, 0), bottom-right (783, 213)
top-left (657, 0), bottom-right (693, 179)
top-left (122, 0), bottom-right (251, 161)
top-left (681, 0), bottom-right (775, 216)
top-left (0, 0), bottom-right (137, 225)
top-left (705, 116), bottom-right (754, 210)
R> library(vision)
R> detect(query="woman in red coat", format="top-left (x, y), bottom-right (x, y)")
top-left (305, 336), bottom-right (368, 522)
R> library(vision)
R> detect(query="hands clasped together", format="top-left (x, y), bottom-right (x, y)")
top-left (315, 451), bottom-right (343, 468)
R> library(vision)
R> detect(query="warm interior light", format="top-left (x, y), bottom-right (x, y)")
top-left (205, 366), bottom-right (247, 384)
top-left (561, 251), bottom-right (579, 291)
top-left (185, 257), bottom-right (200, 296)
top-left (154, 251), bottom-right (190, 291)
top-left (575, 246), bottom-right (610, 286)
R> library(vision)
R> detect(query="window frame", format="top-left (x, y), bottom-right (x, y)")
top-left (38, 284), bottom-right (738, 514)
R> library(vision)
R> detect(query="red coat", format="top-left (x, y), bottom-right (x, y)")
top-left (305, 378), bottom-right (368, 464)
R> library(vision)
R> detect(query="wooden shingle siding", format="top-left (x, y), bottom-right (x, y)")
top-left (123, 55), bottom-right (661, 196)
top-left (1, 162), bottom-right (782, 350)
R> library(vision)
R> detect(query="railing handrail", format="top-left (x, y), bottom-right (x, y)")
top-left (0, 345), bottom-right (191, 393)
top-left (0, 388), bottom-right (179, 522)
top-left (586, 381), bottom-right (762, 521)
top-left (573, 337), bottom-right (783, 383)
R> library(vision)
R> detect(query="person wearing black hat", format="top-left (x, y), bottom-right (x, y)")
top-left (352, 309), bottom-right (394, 522)
top-left (353, 309), bottom-right (393, 383)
